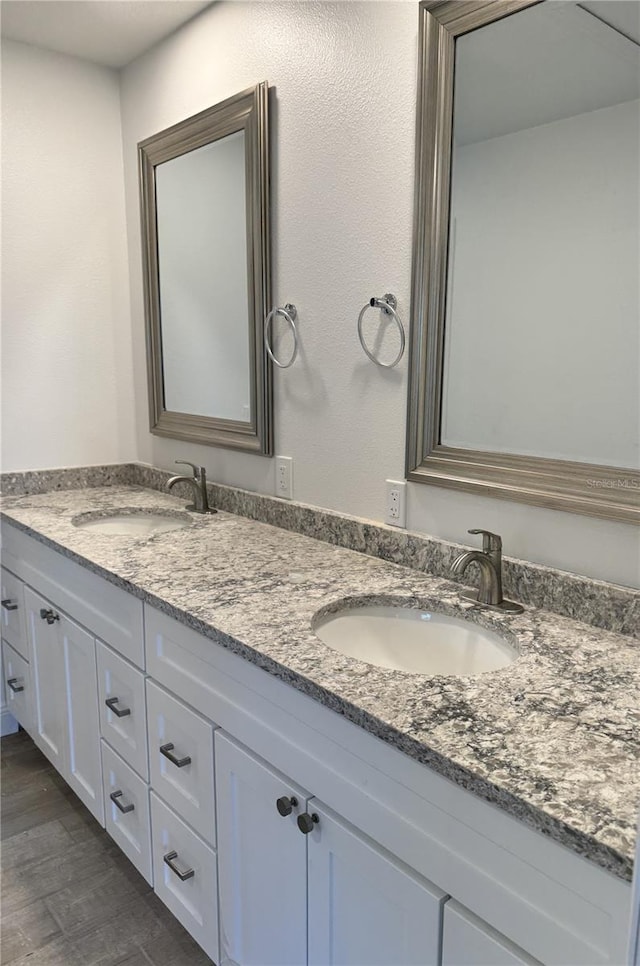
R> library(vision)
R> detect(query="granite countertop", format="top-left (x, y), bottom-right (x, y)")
top-left (1, 485), bottom-right (638, 881)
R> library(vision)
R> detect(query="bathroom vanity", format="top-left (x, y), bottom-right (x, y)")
top-left (0, 483), bottom-right (637, 966)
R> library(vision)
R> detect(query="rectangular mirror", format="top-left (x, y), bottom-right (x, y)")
top-left (139, 83), bottom-right (272, 454)
top-left (406, 1), bottom-right (639, 523)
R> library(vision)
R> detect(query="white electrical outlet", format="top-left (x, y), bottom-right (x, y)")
top-left (275, 456), bottom-right (293, 500)
top-left (385, 479), bottom-right (407, 528)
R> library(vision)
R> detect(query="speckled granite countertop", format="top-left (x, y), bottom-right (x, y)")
top-left (1, 485), bottom-right (638, 881)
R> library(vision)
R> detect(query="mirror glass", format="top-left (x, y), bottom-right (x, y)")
top-left (441, 2), bottom-right (639, 468)
top-left (406, 1), bottom-right (640, 522)
top-left (139, 83), bottom-right (272, 454)
top-left (156, 131), bottom-right (250, 422)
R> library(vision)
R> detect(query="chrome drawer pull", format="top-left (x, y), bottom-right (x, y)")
top-left (105, 697), bottom-right (131, 718)
top-left (110, 790), bottom-right (135, 814)
top-left (163, 850), bottom-right (195, 881)
top-left (1, 599), bottom-right (18, 612)
top-left (39, 608), bottom-right (59, 624)
top-left (7, 677), bottom-right (24, 693)
top-left (159, 742), bottom-right (191, 768)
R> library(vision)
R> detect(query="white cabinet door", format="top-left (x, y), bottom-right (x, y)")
top-left (60, 614), bottom-right (103, 825)
top-left (215, 732), bottom-right (309, 966)
top-left (442, 901), bottom-right (540, 966)
top-left (308, 802), bottom-right (446, 966)
top-left (25, 587), bottom-right (67, 772)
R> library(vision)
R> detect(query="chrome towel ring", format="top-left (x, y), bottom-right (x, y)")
top-left (264, 304), bottom-right (299, 369)
top-left (357, 294), bottom-right (405, 369)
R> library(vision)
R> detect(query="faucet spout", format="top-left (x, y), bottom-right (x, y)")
top-left (451, 550), bottom-right (501, 606)
top-left (451, 529), bottom-right (524, 614)
top-left (167, 474), bottom-right (197, 492)
top-left (167, 462), bottom-right (216, 514)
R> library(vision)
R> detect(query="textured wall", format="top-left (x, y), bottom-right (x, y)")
top-left (1, 40), bottom-right (136, 471)
top-left (3, 6), bottom-right (636, 587)
top-left (120, 1), bottom-right (417, 504)
top-left (120, 1), bottom-right (638, 587)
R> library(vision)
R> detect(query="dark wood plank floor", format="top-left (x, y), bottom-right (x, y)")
top-left (1, 730), bottom-right (215, 965)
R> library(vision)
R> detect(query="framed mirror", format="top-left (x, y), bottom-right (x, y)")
top-left (139, 82), bottom-right (272, 454)
top-left (406, 1), bottom-right (639, 522)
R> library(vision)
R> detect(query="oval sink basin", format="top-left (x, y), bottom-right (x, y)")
top-left (72, 508), bottom-right (192, 536)
top-left (313, 605), bottom-right (517, 676)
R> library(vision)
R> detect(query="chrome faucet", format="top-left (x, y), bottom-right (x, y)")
top-left (451, 529), bottom-right (523, 614)
top-left (167, 461), bottom-right (216, 514)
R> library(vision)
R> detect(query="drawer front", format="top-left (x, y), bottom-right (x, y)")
top-left (1, 567), bottom-right (27, 659)
top-left (3, 524), bottom-right (144, 668)
top-left (97, 641), bottom-right (148, 780)
top-left (102, 740), bottom-right (152, 885)
top-left (147, 680), bottom-right (216, 845)
top-left (1, 639), bottom-right (32, 732)
top-left (150, 791), bottom-right (218, 962)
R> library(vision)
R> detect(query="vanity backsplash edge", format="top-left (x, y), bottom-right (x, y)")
top-left (1, 462), bottom-right (637, 637)
top-left (0, 463), bottom-right (139, 497)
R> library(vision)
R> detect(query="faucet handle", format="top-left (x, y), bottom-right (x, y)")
top-left (468, 529), bottom-right (502, 553)
top-left (174, 460), bottom-right (201, 479)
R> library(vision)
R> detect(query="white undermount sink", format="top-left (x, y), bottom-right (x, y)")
top-left (72, 508), bottom-right (192, 536)
top-left (313, 604), bottom-right (517, 676)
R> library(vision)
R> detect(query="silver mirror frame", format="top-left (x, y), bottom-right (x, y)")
top-left (139, 83), bottom-right (272, 455)
top-left (406, 0), bottom-right (639, 524)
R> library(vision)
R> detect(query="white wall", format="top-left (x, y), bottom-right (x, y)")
top-left (120, 1), bottom-right (638, 588)
top-left (2, 5), bottom-right (637, 588)
top-left (1, 40), bottom-right (136, 470)
top-left (121, 0), bottom-right (416, 502)
top-left (443, 99), bottom-right (640, 468)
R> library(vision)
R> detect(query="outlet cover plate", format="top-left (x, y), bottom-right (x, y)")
top-left (276, 456), bottom-right (293, 500)
top-left (385, 479), bottom-right (407, 528)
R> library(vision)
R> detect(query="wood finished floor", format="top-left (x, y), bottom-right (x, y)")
top-left (1, 730), bottom-right (215, 966)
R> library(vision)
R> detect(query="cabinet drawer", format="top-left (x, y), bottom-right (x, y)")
top-left (150, 791), bottom-right (218, 962)
top-left (102, 741), bottom-right (152, 885)
top-left (1, 567), bottom-right (27, 659)
top-left (443, 901), bottom-right (540, 966)
top-left (1, 639), bottom-right (32, 733)
top-left (147, 680), bottom-right (216, 845)
top-left (2, 524), bottom-right (144, 668)
top-left (97, 641), bottom-right (148, 780)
